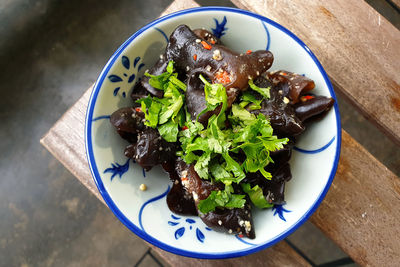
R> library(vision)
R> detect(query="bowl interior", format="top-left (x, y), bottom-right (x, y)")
top-left (86, 7), bottom-right (341, 259)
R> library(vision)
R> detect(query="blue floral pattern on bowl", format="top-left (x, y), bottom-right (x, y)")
top-left (167, 214), bottom-right (212, 243)
top-left (107, 56), bottom-right (145, 98)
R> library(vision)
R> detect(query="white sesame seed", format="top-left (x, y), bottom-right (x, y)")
top-left (205, 65), bottom-right (212, 72)
top-left (278, 90), bottom-right (283, 95)
top-left (256, 71), bottom-right (260, 76)
top-left (212, 49), bottom-right (222, 61)
top-left (139, 184), bottom-right (147, 191)
top-left (218, 220), bottom-right (222, 225)
top-left (159, 54), bottom-right (164, 60)
top-left (244, 221), bottom-right (251, 233)
top-left (186, 66), bottom-right (190, 71)
top-left (228, 229), bottom-right (232, 234)
top-left (195, 39), bottom-right (201, 43)
top-left (283, 97), bottom-right (290, 104)
top-left (192, 192), bottom-right (198, 201)
top-left (159, 147), bottom-right (163, 151)
top-left (248, 75), bottom-right (252, 80)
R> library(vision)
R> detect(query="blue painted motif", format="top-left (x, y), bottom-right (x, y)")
top-left (293, 136), bottom-right (335, 154)
top-left (168, 215), bottom-right (210, 243)
top-left (108, 75), bottom-right (123, 82)
top-left (175, 227), bottom-right (185, 239)
top-left (142, 168), bottom-right (146, 177)
top-left (261, 22), bottom-right (271, 51)
top-left (168, 221), bottom-right (179, 226)
top-left (171, 214), bottom-right (180, 220)
top-left (212, 16), bottom-right (228, 38)
top-left (235, 235), bottom-right (257, 246)
top-left (103, 159), bottom-right (130, 181)
top-left (113, 87), bottom-right (120, 96)
top-left (186, 218), bottom-right (195, 224)
top-left (122, 56), bottom-right (130, 69)
top-left (134, 56), bottom-right (141, 67)
top-left (138, 63), bottom-right (145, 71)
top-left (138, 185), bottom-right (171, 231)
top-left (108, 55), bottom-right (145, 97)
top-left (92, 115), bottom-right (111, 121)
top-left (272, 204), bottom-right (292, 222)
top-left (154, 27), bottom-right (169, 43)
top-left (196, 228), bottom-right (205, 243)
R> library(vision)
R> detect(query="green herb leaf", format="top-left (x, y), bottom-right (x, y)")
top-left (158, 119), bottom-right (179, 142)
top-left (241, 183), bottom-right (273, 209)
top-left (248, 79), bottom-right (270, 99)
top-left (197, 190), bottom-right (246, 214)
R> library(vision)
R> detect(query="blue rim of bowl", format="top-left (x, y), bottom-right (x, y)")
top-left (85, 6), bottom-right (342, 259)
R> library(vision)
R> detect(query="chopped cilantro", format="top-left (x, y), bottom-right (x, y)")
top-left (136, 61), bottom-right (185, 142)
top-left (197, 189), bottom-right (246, 214)
top-left (241, 183), bottom-right (273, 209)
top-left (248, 79), bottom-right (271, 99)
top-left (137, 61), bottom-right (290, 214)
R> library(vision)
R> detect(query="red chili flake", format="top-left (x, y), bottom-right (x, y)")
top-left (193, 54), bottom-right (197, 61)
top-left (281, 72), bottom-right (287, 76)
top-left (135, 107), bottom-right (142, 112)
top-left (246, 50), bottom-right (252, 54)
top-left (201, 40), bottom-right (212, 50)
top-left (210, 39), bottom-right (216, 44)
top-left (181, 177), bottom-right (188, 181)
top-left (215, 70), bottom-right (231, 84)
top-left (182, 126), bottom-right (188, 130)
top-left (301, 95), bottom-right (315, 102)
top-left (238, 234), bottom-right (244, 238)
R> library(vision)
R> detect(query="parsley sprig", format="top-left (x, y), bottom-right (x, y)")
top-left (136, 61), bottom-right (186, 142)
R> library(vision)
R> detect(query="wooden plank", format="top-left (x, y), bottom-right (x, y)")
top-left (153, 241), bottom-right (311, 266)
top-left (389, 0), bottom-right (400, 11)
top-left (231, 0), bottom-right (400, 146)
top-left (40, 1), bottom-right (309, 266)
top-left (311, 130), bottom-right (400, 266)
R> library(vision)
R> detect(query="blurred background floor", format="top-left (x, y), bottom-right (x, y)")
top-left (0, 0), bottom-right (398, 266)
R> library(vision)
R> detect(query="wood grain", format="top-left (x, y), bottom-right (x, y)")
top-left (231, 0), bottom-right (400, 146)
top-left (390, 0), bottom-right (400, 10)
top-left (41, 1), bottom-right (309, 266)
top-left (311, 131), bottom-right (400, 266)
top-left (153, 241), bottom-right (311, 267)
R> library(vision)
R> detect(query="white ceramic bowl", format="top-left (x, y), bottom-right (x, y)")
top-left (85, 7), bottom-right (341, 259)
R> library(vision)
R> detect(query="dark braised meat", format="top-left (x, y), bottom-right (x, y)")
top-left (176, 160), bottom-right (255, 238)
top-left (128, 128), bottom-right (177, 171)
top-left (267, 70), bottom-right (315, 104)
top-left (192, 28), bottom-right (221, 45)
top-left (294, 95), bottom-right (335, 122)
top-left (166, 25), bottom-right (273, 93)
top-left (249, 76), bottom-right (305, 137)
top-left (110, 107), bottom-right (146, 143)
top-left (167, 181), bottom-right (198, 216)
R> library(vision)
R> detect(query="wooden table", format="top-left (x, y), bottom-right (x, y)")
top-left (41, 0), bottom-right (400, 266)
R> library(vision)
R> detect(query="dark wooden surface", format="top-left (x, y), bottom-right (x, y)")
top-left (40, 0), bottom-right (400, 265)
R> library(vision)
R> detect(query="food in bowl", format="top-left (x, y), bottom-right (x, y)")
top-left (109, 25), bottom-right (334, 239)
